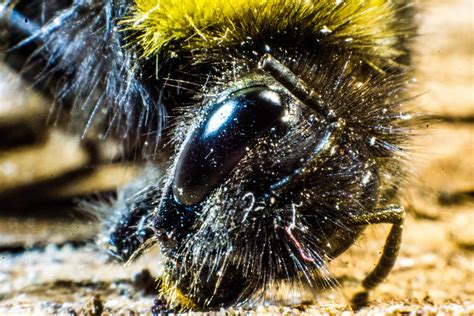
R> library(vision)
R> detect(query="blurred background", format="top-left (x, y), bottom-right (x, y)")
top-left (0, 0), bottom-right (472, 313)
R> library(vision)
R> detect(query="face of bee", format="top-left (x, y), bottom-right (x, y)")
top-left (1, 0), bottom-right (417, 310)
top-left (123, 1), bottom-right (414, 307)
top-left (153, 53), bottom-right (403, 306)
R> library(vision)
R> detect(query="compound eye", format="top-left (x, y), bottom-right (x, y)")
top-left (173, 86), bottom-right (284, 206)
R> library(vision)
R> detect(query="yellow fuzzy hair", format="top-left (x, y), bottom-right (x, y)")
top-left (127, 0), bottom-right (402, 60)
top-left (159, 273), bottom-right (197, 310)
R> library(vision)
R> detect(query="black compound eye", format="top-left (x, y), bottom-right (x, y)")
top-left (173, 86), bottom-right (285, 206)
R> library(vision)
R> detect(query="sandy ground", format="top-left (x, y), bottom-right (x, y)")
top-left (0, 0), bottom-right (473, 314)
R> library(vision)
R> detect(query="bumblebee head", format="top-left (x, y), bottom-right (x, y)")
top-left (124, 0), bottom-right (415, 308)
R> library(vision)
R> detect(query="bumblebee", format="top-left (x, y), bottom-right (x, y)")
top-left (0, 0), bottom-right (417, 311)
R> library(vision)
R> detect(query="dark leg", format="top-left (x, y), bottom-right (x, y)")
top-left (99, 182), bottom-right (161, 264)
top-left (343, 205), bottom-right (405, 310)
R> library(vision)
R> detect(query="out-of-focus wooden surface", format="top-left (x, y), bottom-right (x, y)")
top-left (0, 0), bottom-right (473, 314)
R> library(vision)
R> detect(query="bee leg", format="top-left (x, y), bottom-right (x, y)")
top-left (344, 205), bottom-right (405, 310)
top-left (101, 182), bottom-right (161, 264)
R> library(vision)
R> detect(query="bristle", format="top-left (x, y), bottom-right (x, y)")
top-left (1, 0), bottom-right (167, 154)
top-left (128, 0), bottom-right (405, 65)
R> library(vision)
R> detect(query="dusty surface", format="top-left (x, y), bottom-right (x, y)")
top-left (0, 0), bottom-right (473, 314)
